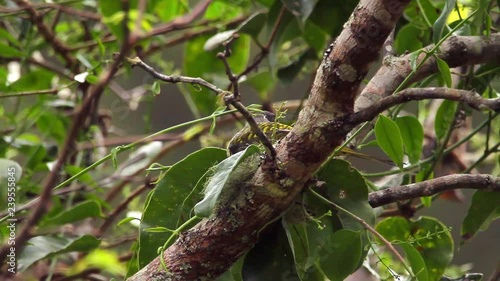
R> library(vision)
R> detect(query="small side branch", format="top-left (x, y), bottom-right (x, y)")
top-left (369, 174), bottom-right (500, 207)
top-left (127, 56), bottom-right (278, 160)
top-left (348, 87), bottom-right (499, 128)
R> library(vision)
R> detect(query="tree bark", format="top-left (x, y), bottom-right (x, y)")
top-left (129, 0), bottom-right (412, 280)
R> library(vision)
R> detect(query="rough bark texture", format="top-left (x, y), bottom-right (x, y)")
top-left (128, 0), bottom-right (411, 280)
top-left (355, 34), bottom-right (500, 111)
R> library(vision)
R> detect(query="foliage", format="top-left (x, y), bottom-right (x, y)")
top-left (0, 0), bottom-right (498, 280)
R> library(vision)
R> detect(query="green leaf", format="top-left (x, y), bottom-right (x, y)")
top-left (0, 43), bottom-right (23, 58)
top-left (244, 71), bottom-right (276, 101)
top-left (277, 48), bottom-right (316, 84)
top-left (85, 74), bottom-right (99, 84)
top-left (433, 0), bottom-right (457, 43)
top-left (99, 1), bottom-right (138, 41)
top-left (151, 81), bottom-right (161, 95)
top-left (302, 20), bottom-right (327, 54)
top-left (420, 196), bottom-right (432, 207)
top-left (314, 159), bottom-right (373, 274)
top-left (461, 190), bottom-right (500, 241)
top-left (395, 116), bottom-right (424, 164)
top-left (434, 100), bottom-right (457, 140)
top-left (138, 148), bottom-right (227, 268)
top-left (42, 200), bottom-right (103, 226)
top-left (204, 1), bottom-right (242, 20)
top-left (394, 24), bottom-right (424, 54)
top-left (375, 115), bottom-right (404, 169)
top-left (282, 217), bottom-right (309, 279)
top-left (376, 216), bottom-right (411, 242)
top-left (319, 230), bottom-right (363, 281)
top-left (404, 0), bottom-right (439, 29)
top-left (36, 112), bottom-right (67, 145)
top-left (401, 243), bottom-right (428, 281)
top-left (18, 235), bottom-right (100, 271)
top-left (318, 159), bottom-right (375, 230)
top-left (149, 0), bottom-right (188, 22)
top-left (436, 56), bottom-right (452, 87)
top-left (0, 28), bottom-right (21, 47)
top-left (376, 216), bottom-right (453, 281)
top-left (8, 70), bottom-right (53, 92)
top-left (194, 145), bottom-right (260, 217)
top-left (117, 217), bottom-right (137, 227)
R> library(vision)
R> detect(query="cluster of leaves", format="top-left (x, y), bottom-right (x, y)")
top-left (0, 0), bottom-right (499, 280)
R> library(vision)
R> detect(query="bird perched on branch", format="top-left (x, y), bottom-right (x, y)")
top-left (227, 111), bottom-right (393, 165)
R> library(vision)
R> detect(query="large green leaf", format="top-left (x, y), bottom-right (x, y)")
top-left (395, 116), bottom-right (424, 164)
top-left (282, 215), bottom-right (310, 280)
top-left (461, 190), bottom-right (500, 241)
top-left (194, 145), bottom-right (260, 217)
top-left (18, 235), bottom-right (100, 271)
top-left (401, 243), bottom-right (429, 281)
top-left (138, 148), bottom-right (227, 268)
top-left (317, 159), bottom-right (375, 231)
top-left (8, 70), bottom-right (53, 92)
top-left (375, 115), bottom-right (404, 169)
top-left (318, 230), bottom-right (363, 281)
top-left (42, 200), bottom-right (103, 226)
top-left (376, 216), bottom-right (454, 281)
top-left (394, 24), bottom-right (424, 54)
top-left (435, 56), bottom-right (452, 87)
top-left (315, 159), bottom-right (374, 275)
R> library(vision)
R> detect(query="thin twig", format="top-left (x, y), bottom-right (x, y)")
top-left (126, 55), bottom-right (278, 160)
top-left (234, 5), bottom-right (286, 81)
top-left (97, 182), bottom-right (152, 237)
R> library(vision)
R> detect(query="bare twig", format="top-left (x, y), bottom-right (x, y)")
top-left (97, 182), bottom-right (152, 237)
top-left (126, 56), bottom-right (226, 94)
top-left (369, 174), bottom-right (500, 207)
top-left (216, 34), bottom-right (278, 160)
top-left (234, 5), bottom-right (286, 81)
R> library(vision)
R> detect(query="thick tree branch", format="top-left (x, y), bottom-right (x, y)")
top-left (129, 0), bottom-right (411, 280)
top-left (356, 34), bottom-right (500, 111)
top-left (369, 174), bottom-right (500, 207)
